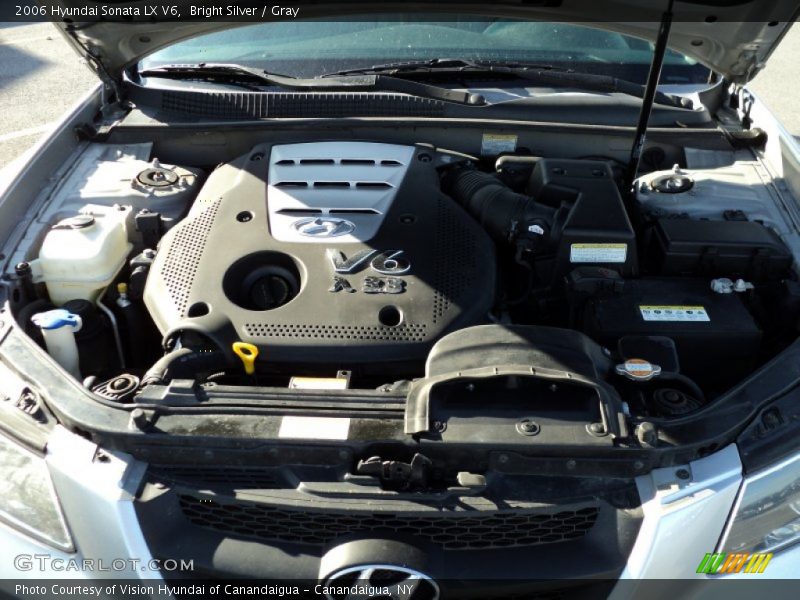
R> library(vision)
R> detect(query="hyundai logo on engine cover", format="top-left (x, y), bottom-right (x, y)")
top-left (293, 217), bottom-right (356, 238)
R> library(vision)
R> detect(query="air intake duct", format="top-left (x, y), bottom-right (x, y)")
top-left (445, 166), bottom-right (560, 253)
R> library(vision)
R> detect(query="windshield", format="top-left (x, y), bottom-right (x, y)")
top-left (140, 18), bottom-right (710, 84)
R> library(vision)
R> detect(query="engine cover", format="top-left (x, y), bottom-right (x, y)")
top-left (144, 142), bottom-right (496, 365)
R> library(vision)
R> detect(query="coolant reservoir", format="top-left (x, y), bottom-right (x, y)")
top-left (35, 207), bottom-right (132, 305)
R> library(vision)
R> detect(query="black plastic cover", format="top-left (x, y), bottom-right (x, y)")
top-left (528, 159), bottom-right (639, 281)
top-left (650, 218), bottom-right (793, 280)
top-left (426, 324), bottom-right (611, 379)
top-left (406, 325), bottom-right (621, 438)
top-left (144, 145), bottom-right (496, 366)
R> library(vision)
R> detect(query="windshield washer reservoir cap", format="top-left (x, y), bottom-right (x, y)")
top-left (31, 309), bottom-right (83, 331)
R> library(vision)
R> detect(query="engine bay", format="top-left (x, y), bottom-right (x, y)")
top-left (6, 138), bottom-right (800, 430)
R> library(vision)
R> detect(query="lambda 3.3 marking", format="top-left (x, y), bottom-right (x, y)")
top-left (327, 249), bottom-right (409, 294)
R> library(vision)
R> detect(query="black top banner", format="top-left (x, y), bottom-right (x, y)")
top-left (3, 0), bottom-right (799, 23)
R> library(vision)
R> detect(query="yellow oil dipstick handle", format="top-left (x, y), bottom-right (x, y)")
top-left (232, 342), bottom-right (259, 375)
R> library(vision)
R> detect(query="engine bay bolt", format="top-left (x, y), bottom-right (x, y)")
top-left (588, 422), bottom-right (604, 434)
top-left (14, 262), bottom-right (32, 277)
top-left (129, 408), bottom-right (149, 430)
top-left (635, 421), bottom-right (658, 447)
top-left (676, 468), bottom-right (691, 480)
top-left (498, 454), bottom-right (509, 464)
top-left (516, 419), bottom-right (540, 436)
top-left (433, 420), bottom-right (446, 432)
top-left (418, 153), bottom-right (432, 162)
top-left (566, 459), bottom-right (577, 470)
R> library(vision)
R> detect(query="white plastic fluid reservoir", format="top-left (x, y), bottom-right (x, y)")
top-left (35, 207), bottom-right (132, 305)
top-left (31, 309), bottom-right (82, 378)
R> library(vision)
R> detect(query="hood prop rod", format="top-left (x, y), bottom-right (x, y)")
top-left (625, 0), bottom-right (676, 197)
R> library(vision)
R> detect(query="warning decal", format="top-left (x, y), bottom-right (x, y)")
top-left (570, 243), bottom-right (627, 263)
top-left (480, 133), bottom-right (517, 156)
top-left (639, 305), bottom-right (710, 322)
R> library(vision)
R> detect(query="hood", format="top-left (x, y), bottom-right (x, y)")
top-left (50, 0), bottom-right (797, 85)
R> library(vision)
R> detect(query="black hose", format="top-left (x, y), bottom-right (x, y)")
top-left (445, 166), bottom-right (557, 251)
top-left (141, 347), bottom-right (228, 386)
top-left (657, 371), bottom-right (706, 404)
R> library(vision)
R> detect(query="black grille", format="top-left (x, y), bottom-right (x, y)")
top-left (161, 200), bottom-right (220, 316)
top-left (243, 322), bottom-right (429, 342)
top-left (149, 466), bottom-right (281, 489)
top-left (161, 91), bottom-right (446, 119)
top-left (178, 495), bottom-right (599, 550)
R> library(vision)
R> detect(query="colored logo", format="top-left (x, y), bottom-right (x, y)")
top-left (696, 552), bottom-right (772, 574)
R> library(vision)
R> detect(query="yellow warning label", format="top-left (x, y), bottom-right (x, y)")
top-left (570, 243), bottom-right (627, 263)
top-left (639, 305), bottom-right (710, 322)
top-left (480, 133), bottom-right (517, 156)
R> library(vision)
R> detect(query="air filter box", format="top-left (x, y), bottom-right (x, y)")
top-left (584, 278), bottom-right (761, 389)
top-left (528, 159), bottom-right (638, 280)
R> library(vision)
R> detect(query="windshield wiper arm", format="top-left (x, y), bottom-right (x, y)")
top-left (497, 67), bottom-right (689, 108)
top-left (139, 63), bottom-right (293, 84)
top-left (321, 58), bottom-right (566, 77)
top-left (137, 63), bottom-right (483, 105)
top-left (323, 58), bottom-right (479, 76)
top-left (322, 58), bottom-right (687, 108)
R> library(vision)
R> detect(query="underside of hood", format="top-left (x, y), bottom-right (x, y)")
top-left (49, 0), bottom-right (798, 85)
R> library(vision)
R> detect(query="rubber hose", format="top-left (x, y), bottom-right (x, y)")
top-left (656, 371), bottom-right (706, 404)
top-left (142, 347), bottom-right (228, 386)
top-left (446, 167), bottom-right (556, 245)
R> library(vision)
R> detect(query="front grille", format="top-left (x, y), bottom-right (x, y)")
top-left (178, 494), bottom-right (598, 550)
top-left (149, 466), bottom-right (281, 489)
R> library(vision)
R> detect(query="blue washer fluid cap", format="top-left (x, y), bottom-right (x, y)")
top-left (31, 309), bottom-right (82, 331)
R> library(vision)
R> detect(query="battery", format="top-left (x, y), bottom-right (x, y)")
top-left (584, 278), bottom-right (761, 390)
